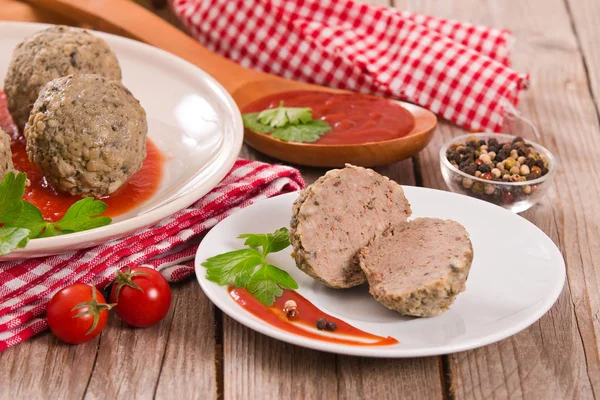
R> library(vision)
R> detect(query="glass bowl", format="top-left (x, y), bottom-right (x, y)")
top-left (439, 133), bottom-right (556, 213)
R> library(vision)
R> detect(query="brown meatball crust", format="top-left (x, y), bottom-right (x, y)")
top-left (0, 128), bottom-right (15, 181)
top-left (4, 25), bottom-right (121, 129)
top-left (25, 74), bottom-right (147, 197)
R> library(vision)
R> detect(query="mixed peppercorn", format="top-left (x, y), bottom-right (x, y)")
top-left (316, 317), bottom-right (337, 331)
top-left (445, 136), bottom-right (551, 204)
top-left (282, 301), bottom-right (338, 331)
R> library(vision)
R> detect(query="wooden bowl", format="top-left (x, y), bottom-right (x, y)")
top-left (232, 79), bottom-right (437, 167)
top-left (243, 99), bottom-right (436, 167)
top-left (13, 0), bottom-right (437, 167)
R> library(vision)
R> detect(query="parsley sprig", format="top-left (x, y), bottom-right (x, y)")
top-left (242, 101), bottom-right (332, 143)
top-left (0, 172), bottom-right (112, 255)
top-left (201, 227), bottom-right (298, 305)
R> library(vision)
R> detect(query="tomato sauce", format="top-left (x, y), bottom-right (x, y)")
top-left (230, 288), bottom-right (399, 346)
top-left (1, 90), bottom-right (165, 222)
top-left (243, 91), bottom-right (415, 145)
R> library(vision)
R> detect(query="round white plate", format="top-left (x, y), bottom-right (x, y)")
top-left (0, 22), bottom-right (243, 260)
top-left (195, 188), bottom-right (565, 357)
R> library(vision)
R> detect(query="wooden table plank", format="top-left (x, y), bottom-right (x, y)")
top-left (565, 0), bottom-right (600, 118)
top-left (0, 276), bottom-right (217, 399)
top-left (223, 314), bottom-right (338, 399)
top-left (392, 0), bottom-right (600, 398)
top-left (82, 279), bottom-right (217, 399)
top-left (0, 332), bottom-right (97, 399)
top-left (153, 280), bottom-right (218, 399)
top-left (336, 356), bottom-right (445, 399)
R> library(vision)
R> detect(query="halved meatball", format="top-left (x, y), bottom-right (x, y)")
top-left (25, 74), bottom-right (147, 197)
top-left (359, 218), bottom-right (474, 317)
top-left (0, 128), bottom-right (15, 180)
top-left (4, 25), bottom-right (121, 130)
top-left (290, 165), bottom-right (412, 288)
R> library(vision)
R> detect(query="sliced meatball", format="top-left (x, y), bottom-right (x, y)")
top-left (4, 25), bottom-right (121, 130)
top-left (25, 74), bottom-right (147, 197)
top-left (359, 218), bottom-right (474, 317)
top-left (0, 128), bottom-right (15, 180)
top-left (290, 164), bottom-right (412, 288)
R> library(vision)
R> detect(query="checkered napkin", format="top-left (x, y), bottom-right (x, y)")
top-left (0, 160), bottom-right (305, 351)
top-left (171, 0), bottom-right (529, 132)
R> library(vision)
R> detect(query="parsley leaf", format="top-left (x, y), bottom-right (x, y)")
top-left (253, 263), bottom-right (298, 289)
top-left (270, 120), bottom-right (332, 143)
top-left (247, 279), bottom-right (282, 306)
top-left (11, 197), bottom-right (112, 239)
top-left (247, 264), bottom-right (299, 305)
top-left (51, 197), bottom-right (112, 234)
top-left (242, 113), bottom-right (273, 134)
top-left (238, 227), bottom-right (290, 255)
top-left (242, 102), bottom-right (332, 143)
top-left (257, 101), bottom-right (312, 127)
top-left (13, 201), bottom-right (47, 238)
top-left (201, 227), bottom-right (297, 305)
top-left (0, 172), bottom-right (26, 225)
top-left (203, 248), bottom-right (262, 286)
top-left (0, 171), bottom-right (112, 255)
top-left (0, 227), bottom-right (30, 255)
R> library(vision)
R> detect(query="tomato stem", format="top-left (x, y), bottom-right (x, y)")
top-left (71, 285), bottom-right (115, 335)
top-left (112, 267), bottom-right (152, 303)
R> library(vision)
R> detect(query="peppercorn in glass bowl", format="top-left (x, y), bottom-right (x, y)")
top-left (439, 133), bottom-right (556, 213)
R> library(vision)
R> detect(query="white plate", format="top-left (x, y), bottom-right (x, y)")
top-left (195, 189), bottom-right (565, 357)
top-left (0, 22), bottom-right (243, 260)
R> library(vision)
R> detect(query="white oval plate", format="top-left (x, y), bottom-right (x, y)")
top-left (0, 22), bottom-right (243, 260)
top-left (195, 188), bottom-right (565, 357)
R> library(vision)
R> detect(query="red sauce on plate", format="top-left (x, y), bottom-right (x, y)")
top-left (1, 90), bottom-right (165, 222)
top-left (230, 287), bottom-right (399, 346)
top-left (243, 91), bottom-right (415, 145)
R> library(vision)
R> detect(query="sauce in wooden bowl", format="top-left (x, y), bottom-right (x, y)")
top-left (243, 90), bottom-right (415, 145)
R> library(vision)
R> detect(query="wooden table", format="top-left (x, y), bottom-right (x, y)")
top-left (2, 0), bottom-right (600, 398)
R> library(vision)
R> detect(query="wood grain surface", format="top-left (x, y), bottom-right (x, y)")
top-left (1, 0), bottom-right (599, 399)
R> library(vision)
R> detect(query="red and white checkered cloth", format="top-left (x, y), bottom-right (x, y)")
top-left (0, 126), bottom-right (304, 352)
top-left (0, 161), bottom-right (304, 350)
top-left (172, 0), bottom-right (529, 132)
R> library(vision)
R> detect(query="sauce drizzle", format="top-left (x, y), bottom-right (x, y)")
top-left (230, 288), bottom-right (398, 346)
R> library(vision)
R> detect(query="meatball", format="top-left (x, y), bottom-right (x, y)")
top-left (0, 128), bottom-right (15, 181)
top-left (4, 25), bottom-right (121, 130)
top-left (289, 165), bottom-right (412, 288)
top-left (25, 74), bottom-right (147, 197)
top-left (359, 218), bottom-right (473, 317)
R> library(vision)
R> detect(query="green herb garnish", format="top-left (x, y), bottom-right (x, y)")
top-left (0, 172), bottom-right (27, 226)
top-left (16, 197), bottom-right (112, 238)
top-left (242, 101), bottom-right (332, 143)
top-left (257, 101), bottom-right (313, 127)
top-left (0, 227), bottom-right (30, 254)
top-left (0, 172), bottom-right (112, 255)
top-left (201, 227), bottom-right (298, 305)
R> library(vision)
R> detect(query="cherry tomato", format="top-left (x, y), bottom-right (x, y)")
top-left (47, 284), bottom-right (112, 344)
top-left (109, 266), bottom-right (171, 328)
